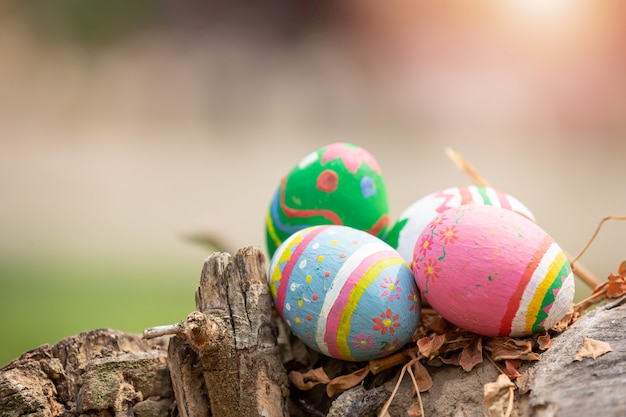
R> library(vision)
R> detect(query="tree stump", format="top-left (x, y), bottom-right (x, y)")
top-left (0, 329), bottom-right (171, 417)
top-left (378, 295), bottom-right (626, 417)
top-left (164, 247), bottom-right (290, 417)
top-left (1, 247), bottom-right (624, 417)
top-left (526, 295), bottom-right (626, 416)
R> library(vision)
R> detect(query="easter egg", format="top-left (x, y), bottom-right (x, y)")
top-left (386, 186), bottom-right (535, 264)
top-left (268, 225), bottom-right (421, 361)
top-left (412, 204), bottom-right (575, 337)
top-left (265, 143), bottom-right (390, 258)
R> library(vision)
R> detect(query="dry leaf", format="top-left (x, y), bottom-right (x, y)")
top-left (439, 351), bottom-right (460, 367)
top-left (440, 330), bottom-right (477, 353)
top-left (459, 335), bottom-right (483, 372)
top-left (418, 308), bottom-right (452, 334)
top-left (412, 360), bottom-right (433, 392)
top-left (484, 374), bottom-right (515, 417)
top-left (503, 359), bottom-right (522, 379)
top-left (536, 330), bottom-right (552, 351)
top-left (607, 273), bottom-right (626, 298)
top-left (407, 401), bottom-right (423, 417)
top-left (326, 365), bottom-right (370, 397)
top-left (288, 367), bottom-right (330, 391)
top-left (417, 334), bottom-right (447, 359)
top-left (572, 261), bottom-right (626, 313)
top-left (487, 337), bottom-right (539, 361)
top-left (573, 337), bottom-right (613, 361)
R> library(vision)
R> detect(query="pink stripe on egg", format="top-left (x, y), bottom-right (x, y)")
top-left (495, 189), bottom-right (512, 211)
top-left (459, 186), bottom-right (473, 205)
top-left (275, 226), bottom-right (328, 316)
top-left (323, 249), bottom-right (398, 359)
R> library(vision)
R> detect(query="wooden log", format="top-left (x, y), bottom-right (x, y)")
top-left (527, 295), bottom-right (626, 416)
top-left (167, 335), bottom-right (210, 417)
top-left (1, 247), bottom-right (622, 417)
top-left (0, 329), bottom-right (172, 417)
top-left (381, 296), bottom-right (626, 417)
top-left (169, 246), bottom-right (290, 417)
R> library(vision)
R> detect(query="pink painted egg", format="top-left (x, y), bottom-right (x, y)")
top-left (268, 225), bottom-right (421, 361)
top-left (412, 204), bottom-right (574, 337)
top-left (386, 185), bottom-right (535, 264)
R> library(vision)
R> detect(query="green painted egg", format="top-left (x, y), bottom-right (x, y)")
top-left (265, 143), bottom-right (390, 258)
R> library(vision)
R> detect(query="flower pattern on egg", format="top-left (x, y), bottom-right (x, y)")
top-left (423, 259), bottom-right (442, 283)
top-left (380, 276), bottom-right (402, 302)
top-left (352, 333), bottom-right (375, 350)
top-left (411, 204), bottom-right (574, 337)
top-left (414, 215), bottom-right (461, 293)
top-left (438, 224), bottom-right (459, 245)
top-left (360, 176), bottom-right (377, 198)
top-left (372, 308), bottom-right (401, 336)
top-left (417, 234), bottom-right (434, 257)
top-left (408, 288), bottom-right (420, 312)
top-left (270, 224), bottom-right (421, 361)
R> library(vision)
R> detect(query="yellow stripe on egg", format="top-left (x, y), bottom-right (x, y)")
top-left (510, 242), bottom-right (561, 335)
top-left (524, 249), bottom-right (567, 334)
top-left (336, 257), bottom-right (407, 361)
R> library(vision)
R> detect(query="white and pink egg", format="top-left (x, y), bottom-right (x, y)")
top-left (385, 185), bottom-right (535, 264)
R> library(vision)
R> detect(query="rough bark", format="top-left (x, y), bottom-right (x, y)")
top-left (1, 246), bottom-right (624, 417)
top-left (380, 295), bottom-right (626, 417)
top-left (526, 295), bottom-right (626, 416)
top-left (166, 336), bottom-right (209, 417)
top-left (168, 247), bottom-right (290, 417)
top-left (0, 329), bottom-right (171, 417)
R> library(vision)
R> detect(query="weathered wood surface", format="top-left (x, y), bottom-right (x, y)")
top-left (1, 245), bottom-right (623, 417)
top-left (380, 296), bottom-right (626, 417)
top-left (527, 295), bottom-right (626, 416)
top-left (0, 329), bottom-right (171, 417)
top-left (166, 335), bottom-right (209, 417)
top-left (168, 247), bottom-right (290, 417)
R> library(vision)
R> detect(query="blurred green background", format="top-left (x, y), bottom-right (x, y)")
top-left (2, 1), bottom-right (626, 367)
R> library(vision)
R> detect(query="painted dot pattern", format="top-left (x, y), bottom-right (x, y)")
top-left (269, 225), bottom-right (421, 361)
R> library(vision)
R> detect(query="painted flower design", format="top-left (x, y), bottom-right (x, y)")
top-left (408, 287), bottom-right (421, 312)
top-left (380, 337), bottom-right (400, 354)
top-left (438, 224), bottom-right (459, 245)
top-left (372, 308), bottom-right (401, 335)
top-left (352, 333), bottom-right (375, 350)
top-left (412, 258), bottom-right (422, 271)
top-left (380, 276), bottom-right (402, 302)
top-left (423, 258), bottom-right (442, 283)
top-left (416, 234), bottom-right (434, 257)
top-left (428, 214), bottom-right (448, 231)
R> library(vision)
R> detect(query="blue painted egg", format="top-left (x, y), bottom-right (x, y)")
top-left (268, 225), bottom-right (421, 361)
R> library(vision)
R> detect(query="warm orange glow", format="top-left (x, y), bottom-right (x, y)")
top-left (504, 0), bottom-right (584, 21)
top-left (490, 0), bottom-right (594, 56)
